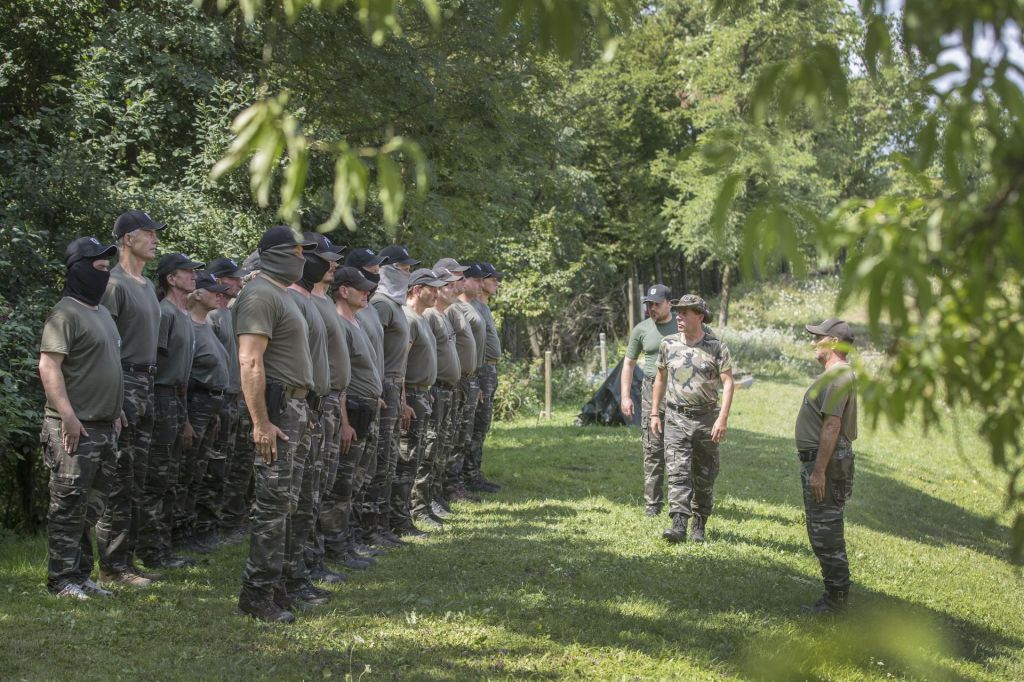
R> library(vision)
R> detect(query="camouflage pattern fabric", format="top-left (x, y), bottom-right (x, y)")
top-left (640, 376), bottom-right (666, 508)
top-left (663, 408), bottom-right (720, 518)
top-left (42, 419), bottom-right (116, 591)
top-left (284, 405), bottom-right (321, 588)
top-left (321, 397), bottom-right (375, 558)
top-left (96, 371), bottom-right (154, 573)
top-left (445, 375), bottom-right (479, 498)
top-left (219, 398), bottom-right (254, 534)
top-left (655, 332), bottom-right (732, 408)
top-left (413, 385), bottom-right (454, 517)
top-left (802, 443), bottom-right (855, 591)
top-left (136, 393), bottom-right (185, 561)
top-left (369, 379), bottom-right (402, 515)
top-left (240, 395), bottom-right (309, 602)
top-left (195, 395), bottom-right (240, 537)
top-left (307, 392), bottom-right (342, 570)
top-left (352, 401), bottom-right (381, 518)
top-left (464, 363), bottom-right (497, 483)
top-left (391, 386), bottom-right (432, 529)
top-left (172, 391), bottom-right (223, 542)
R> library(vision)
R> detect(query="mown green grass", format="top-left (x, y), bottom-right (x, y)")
top-left (1, 381), bottom-right (1021, 681)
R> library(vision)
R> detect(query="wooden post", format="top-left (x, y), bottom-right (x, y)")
top-left (599, 332), bottom-right (608, 377)
top-left (544, 351), bottom-right (553, 420)
top-left (627, 274), bottom-right (636, 330)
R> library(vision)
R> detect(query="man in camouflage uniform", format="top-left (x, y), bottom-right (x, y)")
top-left (621, 284), bottom-right (677, 516)
top-left (235, 226), bottom-right (318, 623)
top-left (97, 210), bottom-right (165, 587)
top-left (465, 262), bottom-right (502, 494)
top-left (650, 294), bottom-right (734, 543)
top-left (39, 237), bottom-right (123, 599)
top-left (797, 318), bottom-right (858, 615)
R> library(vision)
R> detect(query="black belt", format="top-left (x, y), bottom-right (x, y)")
top-left (154, 384), bottom-right (186, 396)
top-left (122, 362), bottom-right (157, 375)
top-left (798, 449), bottom-right (818, 463)
top-left (190, 384), bottom-right (226, 398)
top-left (668, 403), bottom-right (717, 417)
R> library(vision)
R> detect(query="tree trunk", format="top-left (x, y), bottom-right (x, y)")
top-left (526, 320), bottom-right (543, 360)
top-left (718, 263), bottom-right (732, 327)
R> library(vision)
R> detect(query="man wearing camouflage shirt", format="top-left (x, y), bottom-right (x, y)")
top-left (797, 319), bottom-right (858, 615)
top-left (650, 294), bottom-right (734, 544)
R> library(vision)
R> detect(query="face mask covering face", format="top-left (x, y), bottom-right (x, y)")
top-left (378, 264), bottom-right (411, 304)
top-left (63, 259), bottom-right (110, 306)
top-left (260, 245), bottom-right (306, 285)
top-left (299, 253), bottom-right (330, 291)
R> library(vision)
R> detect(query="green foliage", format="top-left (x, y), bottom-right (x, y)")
top-left (492, 359), bottom-right (542, 421)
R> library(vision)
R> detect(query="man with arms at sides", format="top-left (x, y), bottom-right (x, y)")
top-left (466, 262), bottom-right (503, 494)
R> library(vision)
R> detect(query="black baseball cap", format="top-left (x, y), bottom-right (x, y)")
top-left (642, 284), bottom-right (671, 304)
top-left (64, 236), bottom-right (117, 268)
top-left (207, 257), bottom-right (246, 279)
top-left (806, 318), bottom-right (854, 344)
top-left (194, 271), bottom-right (230, 293)
top-left (463, 262), bottom-right (488, 278)
top-left (303, 232), bottom-right (345, 262)
top-left (482, 262), bottom-right (505, 280)
top-left (334, 266), bottom-right (376, 292)
top-left (433, 257), bottom-right (469, 273)
top-left (258, 225), bottom-right (317, 254)
top-left (156, 253), bottom-right (204, 280)
top-left (379, 245), bottom-right (420, 266)
top-left (408, 268), bottom-right (447, 288)
top-left (346, 247), bottom-right (388, 269)
top-left (112, 210), bottom-right (167, 239)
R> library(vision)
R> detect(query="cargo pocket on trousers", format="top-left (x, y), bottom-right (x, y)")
top-left (829, 450), bottom-right (855, 504)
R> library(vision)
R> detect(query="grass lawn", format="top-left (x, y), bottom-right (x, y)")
top-left (1, 379), bottom-right (1021, 680)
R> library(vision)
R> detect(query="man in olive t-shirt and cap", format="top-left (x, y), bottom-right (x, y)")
top-left (448, 263), bottom-right (487, 500)
top-left (622, 283), bottom-right (677, 517)
top-left (97, 210), bottom-right (165, 587)
top-left (466, 262), bottom-right (502, 494)
top-left (234, 225), bottom-right (317, 623)
top-left (796, 318), bottom-right (858, 615)
top-left (39, 237), bottom-right (123, 599)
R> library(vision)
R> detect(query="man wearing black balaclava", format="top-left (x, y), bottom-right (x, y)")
top-left (234, 226), bottom-right (318, 623)
top-left (39, 237), bottom-right (124, 599)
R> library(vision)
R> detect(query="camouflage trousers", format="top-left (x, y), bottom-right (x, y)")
top-left (220, 397), bottom-right (254, 533)
top-left (96, 370), bottom-right (153, 573)
top-left (640, 376), bottom-right (666, 508)
top-left (307, 391), bottom-right (343, 571)
top-left (663, 407), bottom-right (720, 519)
top-left (413, 384), bottom-right (454, 516)
top-left (323, 395), bottom-right (377, 556)
top-left (436, 385), bottom-right (463, 503)
top-left (284, 402), bottom-right (322, 588)
top-left (173, 390), bottom-right (224, 542)
top-left (445, 374), bottom-right (479, 497)
top-left (195, 394), bottom-right (241, 536)
top-left (465, 363), bottom-right (497, 482)
top-left (391, 386), bottom-right (432, 529)
top-left (352, 400), bottom-right (381, 518)
top-left (240, 394), bottom-right (309, 602)
top-left (137, 392), bottom-right (185, 560)
top-left (802, 445), bottom-right (855, 591)
top-left (42, 418), bottom-right (116, 591)
top-left (369, 379), bottom-right (402, 515)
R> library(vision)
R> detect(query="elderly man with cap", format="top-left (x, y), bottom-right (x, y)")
top-left (172, 271), bottom-right (231, 553)
top-left (413, 262), bottom-right (465, 525)
top-left (234, 226), bottom-right (318, 622)
top-left (650, 294), bottom-right (734, 544)
top-left (391, 267), bottom-right (446, 537)
top-left (39, 236), bottom-right (123, 598)
top-left (621, 283), bottom-right (677, 517)
top-left (367, 244), bottom-right (420, 545)
top-left (797, 319), bottom-right (858, 615)
top-left (466, 262), bottom-right (503, 494)
top-left (96, 210), bottom-right (165, 587)
top-left (322, 266), bottom-right (384, 565)
top-left (135, 251), bottom-right (204, 570)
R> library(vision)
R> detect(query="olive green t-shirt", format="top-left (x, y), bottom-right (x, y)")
top-left (424, 308), bottom-right (460, 385)
top-left (155, 298), bottom-right (195, 387)
top-left (449, 300), bottom-right (485, 370)
top-left (403, 306), bottom-right (437, 386)
top-left (626, 316), bottom-right (678, 378)
top-left (208, 307), bottom-right (240, 394)
top-left (357, 304), bottom-right (385, 381)
top-left (370, 293), bottom-right (410, 380)
top-left (472, 299), bottom-right (502, 362)
top-left (101, 264), bottom-right (160, 366)
top-left (655, 332), bottom-right (733, 408)
top-left (289, 289), bottom-right (330, 397)
top-left (311, 294), bottom-right (351, 393)
top-left (40, 297), bottom-right (124, 422)
top-left (795, 362), bottom-right (858, 451)
top-left (190, 320), bottom-right (230, 391)
top-left (341, 315), bottom-right (383, 399)
top-left (445, 304), bottom-right (477, 378)
top-left (233, 275), bottom-right (313, 390)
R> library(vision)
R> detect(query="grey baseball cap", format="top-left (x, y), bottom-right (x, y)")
top-left (806, 318), bottom-right (854, 344)
top-left (642, 284), bottom-right (671, 303)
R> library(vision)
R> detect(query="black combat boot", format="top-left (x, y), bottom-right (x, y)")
top-left (801, 587), bottom-right (849, 615)
top-left (644, 504), bottom-right (662, 517)
top-left (662, 513), bottom-right (688, 543)
top-left (239, 591), bottom-right (295, 623)
top-left (689, 514), bottom-right (707, 543)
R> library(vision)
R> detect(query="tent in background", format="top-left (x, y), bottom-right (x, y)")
top-left (576, 359), bottom-right (643, 426)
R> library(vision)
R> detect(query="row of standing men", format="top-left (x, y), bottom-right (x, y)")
top-left (39, 212), bottom-right (505, 623)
